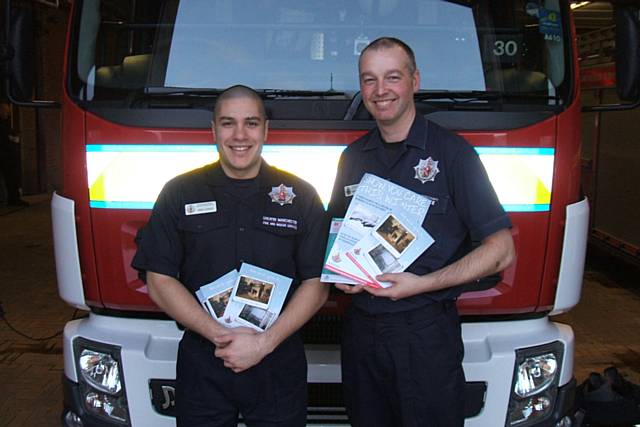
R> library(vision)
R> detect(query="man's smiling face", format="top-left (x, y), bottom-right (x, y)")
top-left (212, 97), bottom-right (267, 180)
top-left (359, 45), bottom-right (420, 131)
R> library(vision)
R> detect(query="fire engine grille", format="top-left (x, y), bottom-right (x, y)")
top-left (301, 314), bottom-right (342, 344)
top-left (148, 380), bottom-right (349, 422)
top-left (149, 380), bottom-right (485, 420)
top-left (307, 383), bottom-right (349, 424)
top-left (308, 382), bottom-right (345, 408)
top-left (306, 381), bottom-right (486, 420)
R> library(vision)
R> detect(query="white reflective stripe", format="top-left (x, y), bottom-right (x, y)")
top-left (86, 145), bottom-right (344, 209)
top-left (477, 147), bottom-right (554, 211)
top-left (86, 148), bottom-right (216, 208)
top-left (86, 145), bottom-right (554, 211)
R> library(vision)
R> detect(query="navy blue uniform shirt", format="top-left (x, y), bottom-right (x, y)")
top-left (328, 115), bottom-right (511, 314)
top-left (132, 160), bottom-right (327, 304)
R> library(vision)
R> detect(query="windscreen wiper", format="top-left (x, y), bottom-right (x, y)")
top-left (125, 87), bottom-right (225, 108)
top-left (257, 89), bottom-right (346, 98)
top-left (414, 90), bottom-right (562, 103)
top-left (342, 90), bottom-right (561, 119)
top-left (142, 86), bottom-right (225, 96)
top-left (129, 86), bottom-right (348, 108)
top-left (138, 87), bottom-right (347, 100)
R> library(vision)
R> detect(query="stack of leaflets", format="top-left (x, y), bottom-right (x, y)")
top-left (322, 173), bottom-right (434, 288)
top-left (196, 263), bottom-right (292, 332)
top-left (320, 218), bottom-right (357, 285)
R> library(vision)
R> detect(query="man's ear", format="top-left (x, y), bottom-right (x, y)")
top-left (264, 120), bottom-right (269, 141)
top-left (211, 121), bottom-right (217, 143)
top-left (412, 69), bottom-right (421, 92)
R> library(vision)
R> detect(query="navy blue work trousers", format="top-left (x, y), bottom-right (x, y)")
top-left (176, 330), bottom-right (307, 427)
top-left (341, 300), bottom-right (465, 427)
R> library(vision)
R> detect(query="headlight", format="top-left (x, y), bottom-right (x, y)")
top-left (84, 391), bottom-right (129, 422)
top-left (509, 390), bottom-right (556, 426)
top-left (514, 353), bottom-right (557, 397)
top-left (79, 350), bottom-right (122, 394)
top-left (507, 342), bottom-right (563, 427)
top-left (73, 338), bottom-right (130, 425)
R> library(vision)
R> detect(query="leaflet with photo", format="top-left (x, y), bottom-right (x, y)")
top-left (196, 270), bottom-right (245, 329)
top-left (198, 269), bottom-right (239, 320)
top-left (235, 304), bottom-right (277, 332)
top-left (324, 173), bottom-right (432, 286)
top-left (231, 263), bottom-right (292, 332)
top-left (346, 211), bottom-right (435, 288)
top-left (320, 218), bottom-right (360, 285)
top-left (323, 197), bottom-right (379, 286)
top-left (216, 294), bottom-right (246, 329)
top-left (196, 264), bottom-right (292, 332)
top-left (195, 289), bottom-right (212, 315)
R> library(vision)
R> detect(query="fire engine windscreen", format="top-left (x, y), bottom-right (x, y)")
top-left (71, 0), bottom-right (570, 108)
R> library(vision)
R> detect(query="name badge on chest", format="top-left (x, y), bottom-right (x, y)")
top-left (185, 201), bottom-right (217, 216)
top-left (344, 184), bottom-right (359, 197)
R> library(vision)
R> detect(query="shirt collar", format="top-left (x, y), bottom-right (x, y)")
top-left (362, 114), bottom-right (428, 151)
top-left (204, 159), bottom-right (276, 188)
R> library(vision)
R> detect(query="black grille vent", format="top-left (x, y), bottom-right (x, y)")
top-left (301, 314), bottom-right (343, 344)
top-left (308, 382), bottom-right (345, 408)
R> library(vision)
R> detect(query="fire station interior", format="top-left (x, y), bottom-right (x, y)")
top-left (1, 1), bottom-right (639, 426)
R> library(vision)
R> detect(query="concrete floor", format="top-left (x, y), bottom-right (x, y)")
top-left (0, 195), bottom-right (639, 426)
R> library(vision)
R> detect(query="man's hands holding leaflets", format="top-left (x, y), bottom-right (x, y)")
top-left (325, 173), bottom-right (435, 294)
top-left (213, 327), bottom-right (268, 373)
top-left (335, 271), bottom-right (429, 300)
top-left (362, 271), bottom-right (427, 300)
top-left (196, 263), bottom-right (293, 372)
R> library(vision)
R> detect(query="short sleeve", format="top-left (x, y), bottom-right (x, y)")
top-left (294, 185), bottom-right (329, 281)
top-left (131, 182), bottom-right (184, 280)
top-left (450, 141), bottom-right (512, 241)
top-left (327, 150), bottom-right (350, 220)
